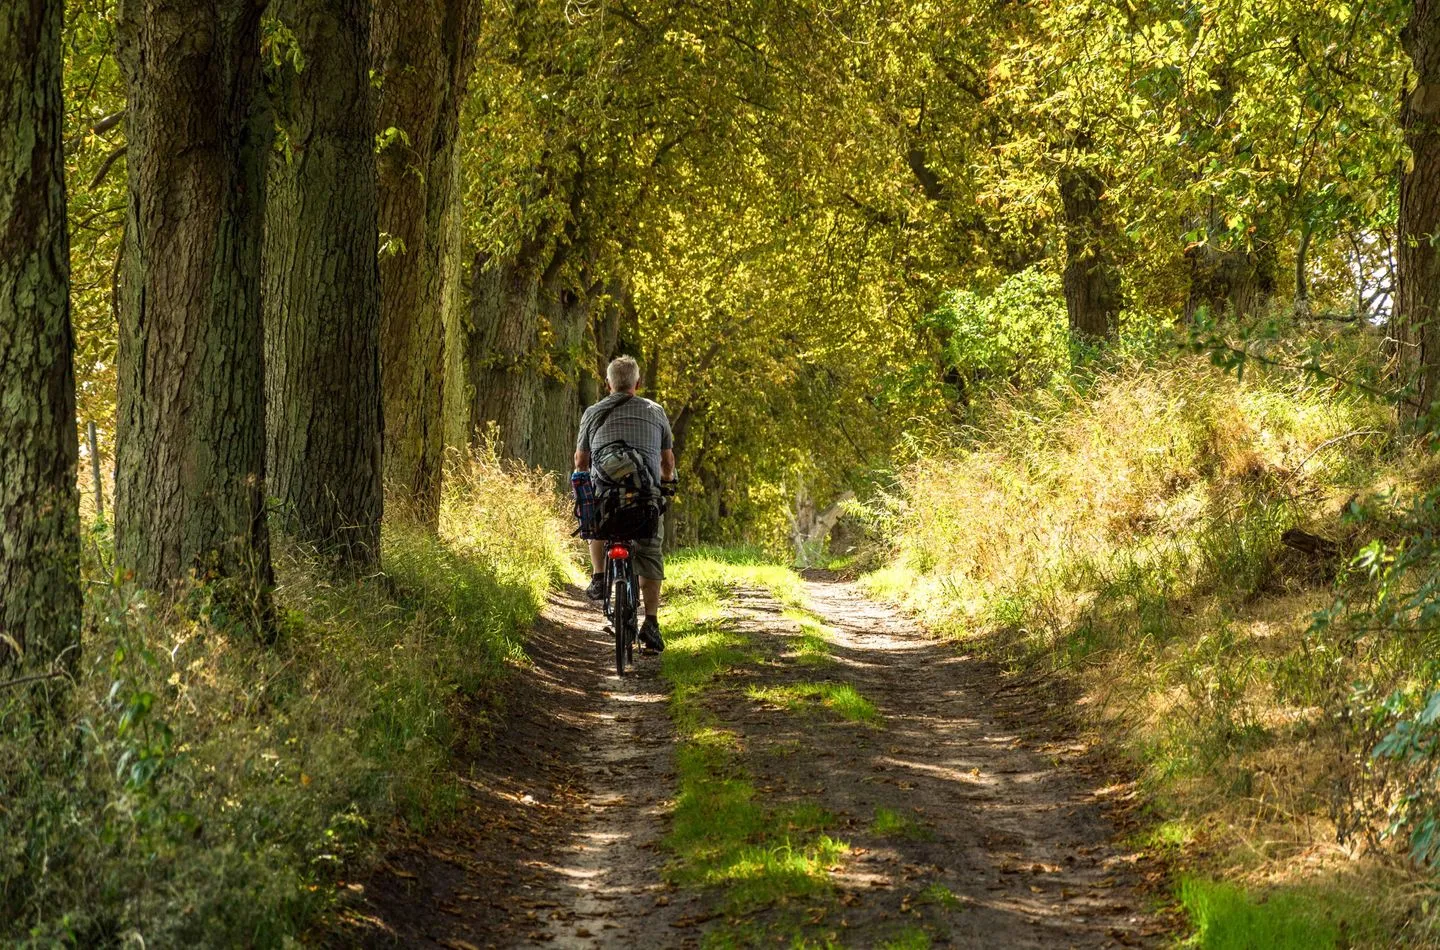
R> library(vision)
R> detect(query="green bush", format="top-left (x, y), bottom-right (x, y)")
top-left (925, 267), bottom-right (1068, 396)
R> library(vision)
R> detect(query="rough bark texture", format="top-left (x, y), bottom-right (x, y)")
top-left (0, 0), bottom-right (82, 671)
top-left (1058, 164), bottom-right (1123, 341)
top-left (529, 281), bottom-right (589, 473)
top-left (264, 0), bottom-right (383, 568)
top-left (373, 0), bottom-right (479, 526)
top-left (1398, 0), bottom-right (1440, 418)
top-left (114, 0), bottom-right (274, 627)
top-left (455, 252), bottom-right (543, 460)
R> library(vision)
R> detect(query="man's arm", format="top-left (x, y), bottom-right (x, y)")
top-left (661, 449), bottom-right (676, 481)
top-left (575, 448), bottom-right (591, 470)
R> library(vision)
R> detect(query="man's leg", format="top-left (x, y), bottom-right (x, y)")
top-left (634, 517), bottom-right (665, 651)
top-left (585, 539), bottom-right (606, 599)
top-left (640, 576), bottom-right (662, 617)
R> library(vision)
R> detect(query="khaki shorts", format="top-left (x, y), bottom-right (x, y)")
top-left (631, 515), bottom-right (665, 580)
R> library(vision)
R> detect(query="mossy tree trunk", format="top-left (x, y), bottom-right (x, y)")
top-left (529, 275), bottom-right (590, 474)
top-left (114, 0), bottom-right (274, 631)
top-left (0, 0), bottom-right (82, 673)
top-left (1398, 0), bottom-right (1440, 420)
top-left (1058, 163), bottom-right (1123, 342)
top-left (263, 0), bottom-right (383, 569)
top-left (372, 0), bottom-right (479, 527)
top-left (455, 249), bottom-right (544, 460)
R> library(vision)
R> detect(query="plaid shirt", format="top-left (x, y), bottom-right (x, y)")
top-left (576, 393), bottom-right (674, 484)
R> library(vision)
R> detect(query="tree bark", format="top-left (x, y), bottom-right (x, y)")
top-left (529, 280), bottom-right (588, 473)
top-left (114, 0), bottom-right (274, 631)
top-left (452, 251), bottom-right (544, 460)
top-left (372, 0), bottom-right (479, 526)
top-left (263, 0), bottom-right (383, 569)
top-left (1397, 0), bottom-right (1440, 419)
top-left (0, 0), bottom-right (82, 673)
top-left (1058, 163), bottom-right (1123, 341)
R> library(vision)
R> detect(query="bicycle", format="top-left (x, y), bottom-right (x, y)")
top-left (599, 479), bottom-right (676, 677)
top-left (602, 539), bottom-right (640, 676)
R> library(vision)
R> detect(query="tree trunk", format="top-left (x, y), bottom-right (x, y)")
top-left (1058, 164), bottom-right (1123, 341)
top-left (0, 0), bottom-right (82, 673)
top-left (1397, 0), bottom-right (1440, 419)
top-left (372, 0), bottom-right (479, 527)
top-left (114, 0), bottom-right (274, 631)
top-left (529, 281), bottom-right (589, 473)
top-left (263, 0), bottom-right (383, 569)
top-left (457, 253), bottom-right (543, 460)
top-left (1182, 206), bottom-right (1278, 322)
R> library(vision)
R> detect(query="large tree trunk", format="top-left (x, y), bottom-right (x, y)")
top-left (263, 0), bottom-right (383, 569)
top-left (456, 253), bottom-right (543, 460)
top-left (372, 0), bottom-right (479, 527)
top-left (529, 280), bottom-right (589, 473)
top-left (0, 0), bottom-right (82, 673)
top-left (114, 0), bottom-right (274, 631)
top-left (1397, 0), bottom-right (1440, 419)
top-left (1058, 163), bottom-right (1123, 341)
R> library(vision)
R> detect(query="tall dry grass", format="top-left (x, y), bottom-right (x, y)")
top-left (868, 353), bottom-right (1435, 944)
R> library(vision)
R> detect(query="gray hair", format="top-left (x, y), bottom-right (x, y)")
top-left (606, 355), bottom-right (641, 392)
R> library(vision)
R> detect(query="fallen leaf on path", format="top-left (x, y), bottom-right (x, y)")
top-left (438, 940), bottom-right (480, 950)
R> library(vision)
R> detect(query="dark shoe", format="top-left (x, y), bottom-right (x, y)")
top-left (639, 616), bottom-right (664, 653)
top-left (585, 573), bottom-right (606, 600)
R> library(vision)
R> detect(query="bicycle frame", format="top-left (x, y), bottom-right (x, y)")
top-left (603, 541), bottom-right (639, 674)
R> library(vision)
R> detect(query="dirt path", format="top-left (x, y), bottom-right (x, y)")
top-left (332, 576), bottom-right (1169, 947)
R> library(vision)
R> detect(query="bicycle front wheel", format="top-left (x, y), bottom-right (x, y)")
top-left (613, 574), bottom-right (632, 676)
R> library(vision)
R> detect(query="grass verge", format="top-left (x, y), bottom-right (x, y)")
top-left (865, 351), bottom-right (1426, 943)
top-left (0, 453), bottom-right (568, 947)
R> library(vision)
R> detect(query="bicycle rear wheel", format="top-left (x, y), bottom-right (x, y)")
top-left (613, 573), bottom-right (632, 676)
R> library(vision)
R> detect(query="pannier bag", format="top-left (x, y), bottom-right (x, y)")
top-left (591, 440), bottom-right (664, 541)
top-left (593, 490), bottom-right (663, 542)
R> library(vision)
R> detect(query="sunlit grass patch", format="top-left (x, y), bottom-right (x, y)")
top-left (878, 926), bottom-right (933, 949)
top-left (784, 609), bottom-right (835, 666)
top-left (747, 681), bottom-right (881, 725)
top-left (669, 546), bottom-right (806, 607)
top-left (871, 806), bottom-right (932, 841)
top-left (916, 882), bottom-right (961, 910)
top-left (1175, 876), bottom-right (1386, 950)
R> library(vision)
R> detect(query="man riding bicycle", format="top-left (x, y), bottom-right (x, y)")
top-left (574, 356), bottom-right (675, 653)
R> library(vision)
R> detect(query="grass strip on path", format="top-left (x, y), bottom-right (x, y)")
top-left (660, 550), bottom-right (854, 944)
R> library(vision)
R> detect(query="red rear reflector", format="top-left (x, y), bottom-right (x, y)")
top-left (608, 545), bottom-right (630, 559)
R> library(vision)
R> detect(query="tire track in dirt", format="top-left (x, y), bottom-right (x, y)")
top-left (726, 575), bottom-right (1169, 947)
top-left (331, 576), bottom-right (1169, 947)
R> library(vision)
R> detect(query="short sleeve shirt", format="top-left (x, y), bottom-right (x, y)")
top-left (576, 393), bottom-right (673, 484)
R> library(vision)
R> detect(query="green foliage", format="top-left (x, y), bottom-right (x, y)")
top-left (0, 458), bottom-right (565, 946)
top-left (926, 268), bottom-right (1069, 395)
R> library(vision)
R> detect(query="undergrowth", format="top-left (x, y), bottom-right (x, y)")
top-left (0, 454), bottom-right (567, 947)
top-left (867, 348), bottom-right (1438, 944)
